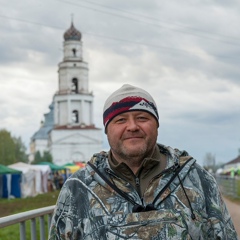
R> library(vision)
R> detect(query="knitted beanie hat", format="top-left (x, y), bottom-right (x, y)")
top-left (103, 84), bottom-right (159, 131)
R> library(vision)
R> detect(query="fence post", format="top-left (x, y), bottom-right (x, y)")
top-left (39, 216), bottom-right (46, 240)
top-left (31, 218), bottom-right (37, 240)
top-left (20, 221), bottom-right (26, 240)
top-left (48, 213), bottom-right (52, 230)
top-left (215, 175), bottom-right (240, 198)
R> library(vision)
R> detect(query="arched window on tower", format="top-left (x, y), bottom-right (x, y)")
top-left (72, 110), bottom-right (79, 123)
top-left (72, 48), bottom-right (76, 56)
top-left (71, 78), bottom-right (78, 93)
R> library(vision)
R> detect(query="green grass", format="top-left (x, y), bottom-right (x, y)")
top-left (0, 220), bottom-right (48, 240)
top-left (0, 190), bottom-right (60, 240)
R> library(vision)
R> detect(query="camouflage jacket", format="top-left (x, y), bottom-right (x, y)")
top-left (48, 144), bottom-right (237, 240)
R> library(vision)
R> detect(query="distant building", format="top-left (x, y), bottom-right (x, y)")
top-left (30, 103), bottom-right (54, 156)
top-left (30, 22), bottom-right (103, 165)
top-left (223, 150), bottom-right (240, 170)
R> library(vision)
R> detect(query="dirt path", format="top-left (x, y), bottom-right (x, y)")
top-left (223, 196), bottom-right (240, 238)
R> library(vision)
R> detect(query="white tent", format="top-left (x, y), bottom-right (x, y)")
top-left (8, 162), bottom-right (51, 197)
top-left (30, 164), bottom-right (51, 193)
top-left (8, 162), bottom-right (36, 197)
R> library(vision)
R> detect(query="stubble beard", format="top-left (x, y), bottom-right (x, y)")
top-left (110, 139), bottom-right (154, 164)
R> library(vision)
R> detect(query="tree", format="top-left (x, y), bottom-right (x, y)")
top-left (0, 129), bottom-right (15, 165)
top-left (33, 151), bottom-right (42, 164)
top-left (203, 152), bottom-right (216, 172)
top-left (13, 136), bottom-right (28, 163)
top-left (0, 129), bottom-right (28, 165)
top-left (32, 150), bottom-right (53, 164)
top-left (42, 151), bottom-right (53, 163)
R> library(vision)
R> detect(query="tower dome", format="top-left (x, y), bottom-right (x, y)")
top-left (64, 23), bottom-right (82, 41)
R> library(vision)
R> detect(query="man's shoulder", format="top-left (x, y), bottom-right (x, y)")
top-left (157, 143), bottom-right (190, 157)
top-left (157, 143), bottom-right (193, 165)
top-left (90, 151), bottom-right (109, 166)
top-left (69, 151), bottom-right (109, 178)
top-left (84, 151), bottom-right (110, 173)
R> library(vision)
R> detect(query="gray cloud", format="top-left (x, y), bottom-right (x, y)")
top-left (0, 0), bottom-right (239, 166)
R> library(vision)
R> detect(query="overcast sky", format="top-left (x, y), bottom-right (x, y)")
top-left (0, 0), bottom-right (239, 166)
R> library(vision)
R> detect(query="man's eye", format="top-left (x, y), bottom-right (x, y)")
top-left (138, 116), bottom-right (147, 120)
top-left (116, 118), bottom-right (125, 123)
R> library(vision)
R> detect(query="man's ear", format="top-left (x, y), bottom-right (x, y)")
top-left (105, 128), bottom-right (108, 135)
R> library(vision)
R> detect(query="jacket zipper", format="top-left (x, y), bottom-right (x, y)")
top-left (135, 177), bottom-right (141, 194)
top-left (135, 177), bottom-right (145, 206)
top-left (105, 168), bottom-right (143, 203)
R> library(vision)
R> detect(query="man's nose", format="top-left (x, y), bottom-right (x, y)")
top-left (126, 118), bottom-right (139, 131)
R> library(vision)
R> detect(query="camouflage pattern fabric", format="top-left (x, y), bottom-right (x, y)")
top-left (48, 144), bottom-right (237, 239)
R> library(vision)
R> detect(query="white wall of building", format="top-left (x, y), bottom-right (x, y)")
top-left (50, 128), bottom-right (103, 165)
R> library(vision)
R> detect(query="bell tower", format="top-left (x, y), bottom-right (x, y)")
top-left (49, 22), bottom-right (102, 165)
top-left (54, 22), bottom-right (93, 127)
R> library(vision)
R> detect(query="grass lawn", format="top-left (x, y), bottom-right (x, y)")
top-left (0, 190), bottom-right (60, 240)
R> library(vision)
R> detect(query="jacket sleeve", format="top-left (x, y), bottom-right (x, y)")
top-left (48, 186), bottom-right (74, 240)
top-left (196, 165), bottom-right (238, 239)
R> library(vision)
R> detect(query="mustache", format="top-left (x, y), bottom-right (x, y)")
top-left (122, 133), bottom-right (145, 139)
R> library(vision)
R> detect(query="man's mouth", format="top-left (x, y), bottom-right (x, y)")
top-left (124, 136), bottom-right (143, 140)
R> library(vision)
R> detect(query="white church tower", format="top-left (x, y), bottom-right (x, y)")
top-left (30, 23), bottom-right (103, 165)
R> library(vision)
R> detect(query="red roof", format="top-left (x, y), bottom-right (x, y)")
top-left (225, 156), bottom-right (240, 165)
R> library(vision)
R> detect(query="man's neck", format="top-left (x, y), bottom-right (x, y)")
top-left (111, 148), bottom-right (156, 174)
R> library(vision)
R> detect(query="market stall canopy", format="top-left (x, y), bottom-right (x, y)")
top-left (62, 163), bottom-right (80, 174)
top-left (0, 164), bottom-right (22, 174)
top-left (38, 162), bottom-right (67, 171)
top-left (63, 163), bottom-right (76, 167)
top-left (75, 162), bottom-right (86, 168)
top-left (0, 164), bottom-right (22, 198)
top-left (8, 162), bottom-right (47, 197)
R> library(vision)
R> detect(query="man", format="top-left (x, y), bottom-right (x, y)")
top-left (49, 84), bottom-right (237, 239)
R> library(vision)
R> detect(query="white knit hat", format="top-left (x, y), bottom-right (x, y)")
top-left (103, 84), bottom-right (159, 131)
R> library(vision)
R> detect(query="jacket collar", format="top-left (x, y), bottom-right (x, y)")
top-left (108, 144), bottom-right (167, 179)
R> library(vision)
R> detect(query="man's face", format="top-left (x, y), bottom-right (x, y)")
top-left (106, 111), bottom-right (158, 161)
